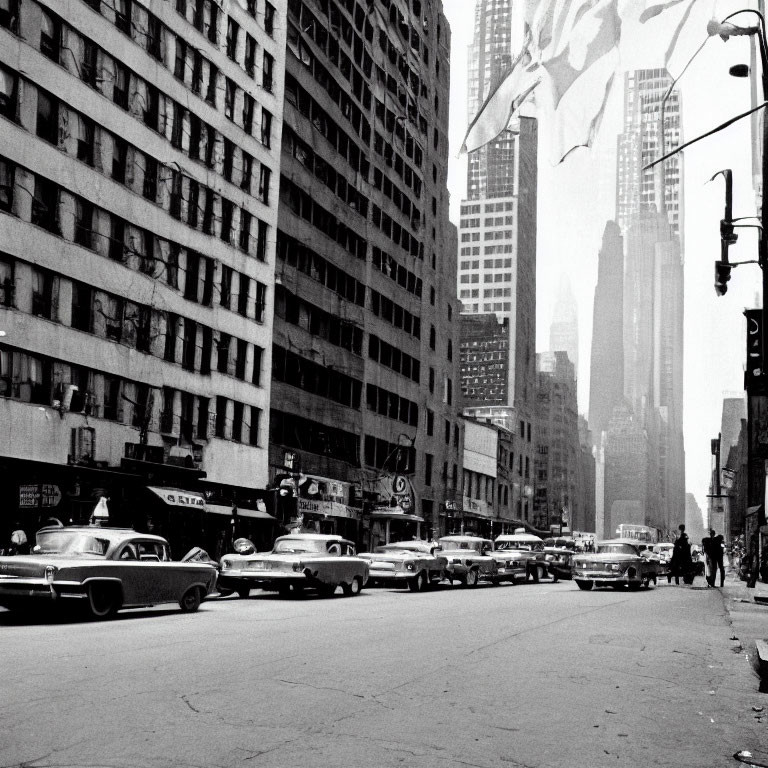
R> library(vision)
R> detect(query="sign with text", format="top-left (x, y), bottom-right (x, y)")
top-left (19, 484), bottom-right (62, 508)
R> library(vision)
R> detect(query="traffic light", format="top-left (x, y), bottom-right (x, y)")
top-left (714, 260), bottom-right (732, 296)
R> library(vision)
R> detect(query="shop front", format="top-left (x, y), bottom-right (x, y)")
top-left (206, 503), bottom-right (277, 559)
top-left (441, 497), bottom-right (495, 538)
top-left (291, 497), bottom-right (361, 541)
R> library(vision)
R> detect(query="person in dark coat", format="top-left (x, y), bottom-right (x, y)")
top-left (668, 524), bottom-right (692, 585)
top-left (702, 528), bottom-right (725, 587)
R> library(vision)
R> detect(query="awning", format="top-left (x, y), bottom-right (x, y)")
top-left (146, 486), bottom-right (206, 508)
top-left (369, 511), bottom-right (424, 523)
top-left (206, 503), bottom-right (275, 521)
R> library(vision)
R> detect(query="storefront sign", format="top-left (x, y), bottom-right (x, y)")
top-left (19, 484), bottom-right (62, 508)
top-left (462, 496), bottom-right (491, 518)
top-left (298, 498), bottom-right (359, 519)
top-left (146, 487), bottom-right (206, 508)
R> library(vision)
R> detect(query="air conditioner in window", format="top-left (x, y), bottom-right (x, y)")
top-left (52, 384), bottom-right (78, 414)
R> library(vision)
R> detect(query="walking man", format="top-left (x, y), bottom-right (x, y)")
top-left (702, 528), bottom-right (725, 588)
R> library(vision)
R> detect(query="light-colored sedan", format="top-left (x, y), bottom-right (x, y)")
top-left (0, 526), bottom-right (217, 619)
top-left (359, 541), bottom-right (447, 592)
top-left (572, 539), bottom-right (659, 591)
top-left (437, 536), bottom-right (498, 587)
top-left (218, 534), bottom-right (369, 598)
top-left (495, 533), bottom-right (549, 582)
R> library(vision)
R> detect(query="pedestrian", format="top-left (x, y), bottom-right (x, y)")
top-left (702, 528), bottom-right (725, 588)
top-left (9, 522), bottom-right (29, 556)
top-left (668, 524), bottom-right (692, 585)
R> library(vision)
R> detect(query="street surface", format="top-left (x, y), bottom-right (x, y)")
top-left (0, 578), bottom-right (765, 768)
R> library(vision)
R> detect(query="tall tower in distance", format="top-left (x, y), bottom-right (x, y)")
top-left (457, 0), bottom-right (538, 523)
top-left (549, 276), bottom-right (579, 374)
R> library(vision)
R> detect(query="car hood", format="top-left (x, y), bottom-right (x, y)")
top-left (576, 553), bottom-right (640, 563)
top-left (359, 552), bottom-right (433, 562)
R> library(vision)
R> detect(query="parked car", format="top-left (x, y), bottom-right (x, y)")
top-left (218, 534), bottom-right (369, 597)
top-left (436, 536), bottom-right (498, 587)
top-left (359, 541), bottom-right (447, 591)
top-left (543, 547), bottom-right (574, 581)
top-left (0, 526), bottom-right (217, 619)
top-left (572, 539), bottom-right (659, 591)
top-left (494, 533), bottom-right (549, 582)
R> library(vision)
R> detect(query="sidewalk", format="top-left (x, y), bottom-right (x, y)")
top-left (721, 568), bottom-right (768, 686)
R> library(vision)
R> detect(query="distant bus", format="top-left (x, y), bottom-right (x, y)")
top-left (616, 524), bottom-right (660, 544)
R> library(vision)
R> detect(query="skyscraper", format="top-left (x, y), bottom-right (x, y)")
top-left (550, 276), bottom-right (579, 373)
top-left (457, 0), bottom-right (538, 521)
top-left (611, 68), bottom-right (686, 534)
top-left (272, 0), bottom-right (462, 541)
top-left (588, 221), bottom-right (625, 443)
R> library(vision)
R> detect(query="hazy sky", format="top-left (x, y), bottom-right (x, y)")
top-left (441, 0), bottom-right (758, 515)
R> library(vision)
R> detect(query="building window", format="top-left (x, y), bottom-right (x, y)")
top-left (424, 453), bottom-right (433, 487)
top-left (206, 64), bottom-right (218, 106)
top-left (256, 220), bottom-right (268, 262)
top-left (197, 397), bottom-right (209, 439)
top-left (231, 401), bottom-right (243, 443)
top-left (164, 313), bottom-right (178, 362)
top-left (264, 2), bottom-right (275, 36)
top-left (242, 94), bottom-right (255, 133)
top-left (36, 91), bottom-right (58, 145)
top-left (220, 265), bottom-right (232, 309)
top-left (182, 319), bottom-right (197, 371)
top-left (147, 14), bottom-right (163, 60)
top-left (31, 268), bottom-right (55, 320)
top-left (217, 333), bottom-right (231, 373)
top-left (252, 345), bottom-right (263, 385)
top-left (40, 9), bottom-right (60, 61)
top-left (77, 117), bottom-right (95, 166)
top-left (0, 65), bottom-right (17, 120)
top-left (258, 164), bottom-right (271, 204)
top-left (241, 152), bottom-right (253, 192)
top-left (244, 35), bottom-right (256, 77)
top-left (112, 137), bottom-right (127, 183)
top-left (262, 51), bottom-right (274, 92)
top-left (226, 18), bottom-right (239, 60)
top-left (71, 283), bottom-right (92, 332)
top-left (223, 139), bottom-right (234, 181)
top-left (31, 176), bottom-right (59, 234)
top-left (238, 210), bottom-right (251, 252)
top-left (142, 156), bottom-right (158, 201)
top-left (0, 0), bottom-right (19, 32)
top-left (115, 0), bottom-right (132, 34)
top-left (254, 282), bottom-right (266, 322)
top-left (113, 64), bottom-right (129, 109)
top-left (224, 78), bottom-right (236, 120)
top-left (144, 85), bottom-right (159, 130)
top-left (237, 275), bottom-right (250, 317)
top-left (0, 158), bottom-right (14, 213)
top-left (235, 338), bottom-right (247, 380)
top-left (74, 199), bottom-right (93, 248)
top-left (220, 198), bottom-right (234, 243)
top-left (202, 189), bottom-right (215, 234)
top-left (249, 406), bottom-right (261, 445)
top-left (81, 40), bottom-right (97, 87)
top-left (261, 109), bottom-right (272, 147)
top-left (426, 409), bottom-right (434, 437)
top-left (109, 216), bottom-right (125, 262)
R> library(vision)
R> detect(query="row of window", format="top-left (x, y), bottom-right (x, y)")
top-left (459, 273), bottom-right (513, 284)
top-left (276, 232), bottom-right (367, 307)
top-left (0, 254), bottom-right (266, 383)
top-left (283, 127), bottom-right (369, 219)
top-left (459, 288), bottom-right (513, 300)
top-left (274, 286), bottom-right (364, 356)
top-left (0, 158), bottom-right (268, 324)
top-left (459, 245), bottom-right (514, 256)
top-left (460, 259), bottom-right (513, 270)
top-left (0, 343), bottom-right (261, 444)
top-left (373, 131), bottom-right (423, 199)
top-left (371, 203), bottom-right (423, 260)
top-left (272, 344), bottom-right (362, 410)
top-left (366, 383), bottom-right (418, 427)
top-left (371, 246), bottom-right (422, 299)
top-left (280, 176), bottom-right (368, 261)
top-left (370, 289), bottom-right (421, 340)
top-left (368, 335), bottom-right (420, 384)
top-left (459, 201), bottom-right (514, 216)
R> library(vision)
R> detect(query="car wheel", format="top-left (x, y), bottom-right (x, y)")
top-left (408, 571), bottom-right (427, 592)
top-left (237, 586), bottom-right (251, 599)
top-left (552, 572), bottom-right (559, 583)
top-left (342, 576), bottom-right (363, 596)
top-left (576, 580), bottom-right (593, 591)
top-left (465, 568), bottom-right (479, 587)
top-left (86, 582), bottom-right (120, 619)
top-left (180, 586), bottom-right (202, 613)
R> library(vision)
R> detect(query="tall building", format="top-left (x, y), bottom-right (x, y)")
top-left (609, 68), bottom-right (685, 534)
top-left (0, 0), bottom-right (284, 554)
top-left (534, 352), bottom-right (582, 533)
top-left (459, 313), bottom-right (509, 406)
top-left (272, 0), bottom-right (462, 542)
top-left (457, 0), bottom-right (537, 522)
top-left (588, 221), bottom-right (624, 443)
top-left (549, 276), bottom-right (578, 373)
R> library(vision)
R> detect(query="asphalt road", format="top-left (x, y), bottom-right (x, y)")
top-left (1, 578), bottom-right (765, 768)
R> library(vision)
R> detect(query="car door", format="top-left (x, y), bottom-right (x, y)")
top-left (134, 541), bottom-right (177, 604)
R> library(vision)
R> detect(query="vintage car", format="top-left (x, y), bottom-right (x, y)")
top-left (218, 534), bottom-right (369, 597)
top-left (0, 526), bottom-right (217, 619)
top-left (572, 538), bottom-right (659, 591)
top-left (358, 541), bottom-right (447, 591)
top-left (543, 547), bottom-right (574, 581)
top-left (436, 536), bottom-right (498, 587)
top-left (494, 533), bottom-right (549, 582)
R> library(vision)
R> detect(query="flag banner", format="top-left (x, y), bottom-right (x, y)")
top-left (461, 0), bottom-right (700, 161)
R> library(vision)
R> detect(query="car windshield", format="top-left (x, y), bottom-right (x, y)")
top-left (439, 540), bottom-right (481, 553)
top-left (497, 541), bottom-right (541, 551)
top-left (597, 544), bottom-right (638, 556)
top-left (381, 543), bottom-right (429, 553)
top-left (35, 530), bottom-right (110, 556)
top-left (272, 539), bottom-right (327, 554)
